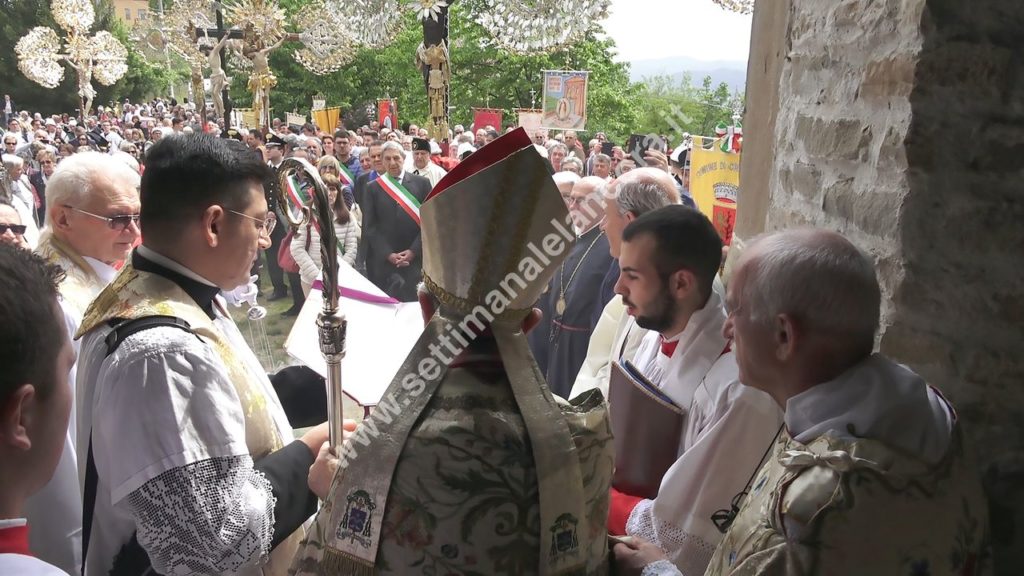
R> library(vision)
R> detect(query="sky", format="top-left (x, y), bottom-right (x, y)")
top-left (601, 0), bottom-right (753, 63)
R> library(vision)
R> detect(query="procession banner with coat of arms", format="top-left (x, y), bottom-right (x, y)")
top-left (689, 136), bottom-right (740, 245)
top-left (541, 70), bottom-right (589, 131)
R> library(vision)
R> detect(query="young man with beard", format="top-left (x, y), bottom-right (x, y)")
top-left (606, 206), bottom-right (782, 576)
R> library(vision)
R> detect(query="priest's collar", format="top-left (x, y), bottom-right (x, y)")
top-left (133, 245), bottom-right (221, 318)
top-left (82, 255), bottom-right (118, 284)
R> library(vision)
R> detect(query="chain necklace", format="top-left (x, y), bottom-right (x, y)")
top-left (556, 228), bottom-right (604, 316)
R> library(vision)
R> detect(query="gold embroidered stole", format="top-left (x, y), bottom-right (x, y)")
top-left (36, 231), bottom-right (106, 317)
top-left (78, 262), bottom-right (301, 575)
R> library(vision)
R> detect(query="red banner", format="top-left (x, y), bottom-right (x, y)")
top-left (377, 99), bottom-right (398, 131)
top-left (472, 108), bottom-right (503, 132)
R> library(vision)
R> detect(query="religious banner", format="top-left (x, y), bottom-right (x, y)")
top-left (231, 108), bottom-right (258, 130)
top-left (311, 106), bottom-right (342, 133)
top-left (517, 109), bottom-right (543, 135)
top-left (473, 108), bottom-right (504, 131)
top-left (689, 136), bottom-right (740, 245)
top-left (286, 111), bottom-right (306, 129)
top-left (377, 99), bottom-right (398, 131)
top-left (541, 70), bottom-right (589, 130)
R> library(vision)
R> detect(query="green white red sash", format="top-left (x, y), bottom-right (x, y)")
top-left (338, 163), bottom-right (355, 187)
top-left (285, 174), bottom-right (310, 208)
top-left (376, 173), bottom-right (421, 226)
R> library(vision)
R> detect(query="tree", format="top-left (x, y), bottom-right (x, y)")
top-left (633, 74), bottom-right (743, 142)
top-left (231, 0), bottom-right (641, 141)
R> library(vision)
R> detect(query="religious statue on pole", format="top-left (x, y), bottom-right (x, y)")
top-left (15, 0), bottom-right (128, 118)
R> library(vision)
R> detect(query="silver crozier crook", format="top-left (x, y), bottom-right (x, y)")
top-left (277, 157), bottom-right (347, 448)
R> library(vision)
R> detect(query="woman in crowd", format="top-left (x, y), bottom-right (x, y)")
top-left (0, 202), bottom-right (29, 249)
top-left (289, 173), bottom-right (360, 295)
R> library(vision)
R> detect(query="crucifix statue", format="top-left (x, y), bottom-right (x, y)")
top-left (193, 4), bottom-right (245, 127)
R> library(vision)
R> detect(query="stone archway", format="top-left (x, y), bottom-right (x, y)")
top-left (732, 1), bottom-right (1024, 572)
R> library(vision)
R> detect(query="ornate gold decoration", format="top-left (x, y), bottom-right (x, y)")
top-left (416, 42), bottom-right (451, 141)
top-left (15, 0), bottom-right (128, 117)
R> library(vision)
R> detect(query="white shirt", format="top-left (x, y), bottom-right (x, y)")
top-left (0, 520), bottom-right (69, 576)
top-left (624, 288), bottom-right (783, 576)
top-left (76, 246), bottom-right (292, 576)
top-left (23, 256), bottom-right (117, 575)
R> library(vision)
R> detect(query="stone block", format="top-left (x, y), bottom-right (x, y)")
top-left (794, 114), bottom-right (874, 161)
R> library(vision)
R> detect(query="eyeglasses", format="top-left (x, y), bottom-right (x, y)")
top-left (63, 205), bottom-right (140, 232)
top-left (0, 224), bottom-right (27, 235)
top-left (227, 209), bottom-right (276, 237)
top-left (39, 160), bottom-right (54, 165)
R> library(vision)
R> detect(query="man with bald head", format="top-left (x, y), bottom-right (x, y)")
top-left (616, 228), bottom-right (987, 576)
top-left (528, 176), bottom-right (614, 399)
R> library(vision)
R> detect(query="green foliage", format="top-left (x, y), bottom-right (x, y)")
top-left (0, 0), bottom-right (172, 116)
top-left (231, 1), bottom-right (641, 141)
top-left (633, 73), bottom-right (743, 140)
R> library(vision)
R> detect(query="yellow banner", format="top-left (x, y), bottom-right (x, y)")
top-left (689, 137), bottom-right (740, 245)
top-left (312, 107), bottom-right (342, 133)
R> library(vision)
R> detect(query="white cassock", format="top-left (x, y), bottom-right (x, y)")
top-left (411, 161), bottom-right (448, 188)
top-left (569, 295), bottom-right (644, 399)
top-left (24, 254), bottom-right (116, 576)
top-left (621, 288), bottom-right (783, 576)
top-left (76, 247), bottom-right (295, 576)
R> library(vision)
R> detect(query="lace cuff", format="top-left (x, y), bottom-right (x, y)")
top-left (642, 559), bottom-right (684, 576)
top-left (627, 499), bottom-right (717, 576)
top-left (125, 455), bottom-right (276, 575)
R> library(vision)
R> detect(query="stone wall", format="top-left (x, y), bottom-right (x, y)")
top-left (738, 0), bottom-right (1024, 572)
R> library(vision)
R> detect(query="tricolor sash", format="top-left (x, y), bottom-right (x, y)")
top-left (338, 163), bottom-right (355, 187)
top-left (285, 173), bottom-right (311, 208)
top-left (376, 173), bottom-right (421, 226)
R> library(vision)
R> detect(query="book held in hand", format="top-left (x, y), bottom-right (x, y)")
top-left (609, 359), bottom-right (685, 499)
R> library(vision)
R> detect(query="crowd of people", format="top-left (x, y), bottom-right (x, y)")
top-left (0, 93), bottom-right (987, 576)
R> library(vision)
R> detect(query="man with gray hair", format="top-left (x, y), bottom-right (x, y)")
top-left (361, 140), bottom-right (431, 301)
top-left (528, 176), bottom-right (614, 399)
top-left (561, 155), bottom-right (584, 176)
top-left (617, 228), bottom-right (987, 576)
top-left (29, 151), bottom-right (140, 574)
top-left (570, 168), bottom-right (680, 398)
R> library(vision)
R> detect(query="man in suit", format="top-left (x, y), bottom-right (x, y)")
top-left (360, 141), bottom-right (430, 302)
top-left (352, 140), bottom-right (384, 274)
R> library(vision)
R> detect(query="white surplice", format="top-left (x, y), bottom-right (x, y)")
top-left (23, 252), bottom-right (116, 576)
top-left (76, 246), bottom-right (294, 576)
top-left (624, 288), bottom-right (783, 576)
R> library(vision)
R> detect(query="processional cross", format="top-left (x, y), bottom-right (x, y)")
top-left (15, 0), bottom-right (128, 118)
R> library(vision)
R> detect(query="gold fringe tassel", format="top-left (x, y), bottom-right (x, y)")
top-left (319, 547), bottom-right (375, 576)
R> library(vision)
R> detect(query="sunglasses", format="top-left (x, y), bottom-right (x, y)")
top-left (0, 223), bottom-right (27, 235)
top-left (63, 205), bottom-right (140, 231)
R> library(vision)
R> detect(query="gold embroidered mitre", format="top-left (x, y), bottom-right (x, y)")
top-left (421, 127), bottom-right (573, 318)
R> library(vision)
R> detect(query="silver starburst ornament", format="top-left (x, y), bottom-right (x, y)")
top-left (15, 0), bottom-right (128, 117)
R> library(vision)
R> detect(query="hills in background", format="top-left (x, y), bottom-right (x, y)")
top-left (627, 56), bottom-right (747, 92)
